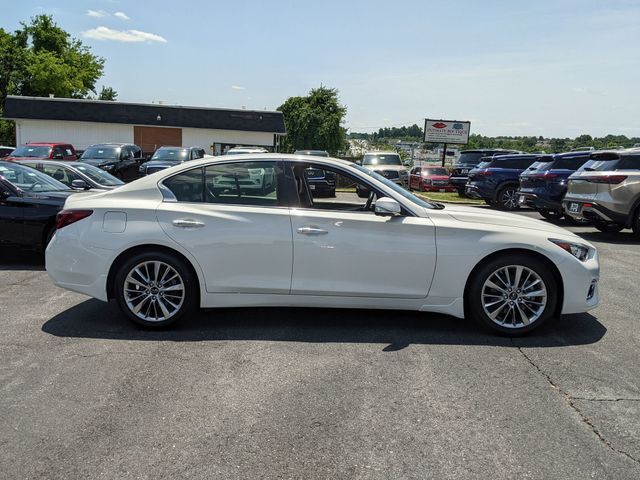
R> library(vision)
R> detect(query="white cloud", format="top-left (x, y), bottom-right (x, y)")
top-left (87, 9), bottom-right (109, 18)
top-left (82, 26), bottom-right (167, 43)
top-left (114, 11), bottom-right (130, 20)
top-left (572, 87), bottom-right (608, 96)
top-left (231, 85), bottom-right (246, 90)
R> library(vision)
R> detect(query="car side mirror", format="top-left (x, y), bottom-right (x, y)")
top-left (375, 197), bottom-right (401, 216)
top-left (71, 179), bottom-right (89, 190)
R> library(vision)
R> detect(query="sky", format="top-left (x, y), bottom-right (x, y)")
top-left (2, 0), bottom-right (640, 138)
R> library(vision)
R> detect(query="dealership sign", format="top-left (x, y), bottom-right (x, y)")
top-left (423, 119), bottom-right (471, 144)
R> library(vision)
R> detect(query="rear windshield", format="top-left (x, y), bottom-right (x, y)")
top-left (578, 159), bottom-right (620, 172)
top-left (81, 146), bottom-right (120, 159)
top-left (73, 163), bottom-right (125, 186)
top-left (549, 156), bottom-right (590, 170)
top-left (152, 149), bottom-right (189, 161)
top-left (11, 145), bottom-right (52, 157)
top-left (362, 154), bottom-right (402, 166)
top-left (456, 152), bottom-right (485, 166)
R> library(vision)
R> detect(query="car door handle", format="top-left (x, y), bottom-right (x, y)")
top-left (172, 219), bottom-right (205, 229)
top-left (297, 226), bottom-right (328, 235)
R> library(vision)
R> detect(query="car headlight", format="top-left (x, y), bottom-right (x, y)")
top-left (549, 238), bottom-right (590, 261)
top-left (102, 164), bottom-right (115, 171)
top-left (423, 178), bottom-right (432, 185)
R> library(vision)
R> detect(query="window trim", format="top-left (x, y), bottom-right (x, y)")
top-left (159, 159), bottom-right (285, 208)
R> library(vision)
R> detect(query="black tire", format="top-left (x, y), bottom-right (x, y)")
top-left (496, 186), bottom-right (520, 211)
top-left (114, 251), bottom-right (198, 328)
top-left (467, 254), bottom-right (558, 336)
top-left (592, 219), bottom-right (624, 233)
top-left (538, 208), bottom-right (563, 220)
top-left (457, 188), bottom-right (466, 197)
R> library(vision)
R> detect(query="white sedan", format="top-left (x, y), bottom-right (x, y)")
top-left (46, 154), bottom-right (600, 335)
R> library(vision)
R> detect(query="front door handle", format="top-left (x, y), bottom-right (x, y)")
top-left (172, 218), bottom-right (205, 229)
top-left (297, 226), bottom-right (328, 235)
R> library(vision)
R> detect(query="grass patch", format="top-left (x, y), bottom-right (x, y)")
top-left (415, 191), bottom-right (485, 204)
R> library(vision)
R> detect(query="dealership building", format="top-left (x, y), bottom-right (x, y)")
top-left (3, 95), bottom-right (286, 155)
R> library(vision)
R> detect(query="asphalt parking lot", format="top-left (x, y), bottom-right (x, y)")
top-left (1, 209), bottom-right (639, 479)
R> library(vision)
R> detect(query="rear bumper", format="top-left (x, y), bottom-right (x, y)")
top-left (450, 176), bottom-right (468, 188)
top-left (562, 199), bottom-right (629, 225)
top-left (464, 183), bottom-right (490, 200)
top-left (517, 191), bottom-right (561, 211)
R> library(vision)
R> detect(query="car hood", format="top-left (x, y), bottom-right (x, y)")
top-left (6, 156), bottom-right (49, 161)
top-left (366, 165), bottom-right (407, 172)
top-left (425, 175), bottom-right (450, 181)
top-left (81, 158), bottom-right (117, 166)
top-left (441, 205), bottom-right (579, 236)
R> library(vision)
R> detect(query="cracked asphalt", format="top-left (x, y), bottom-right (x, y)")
top-left (0, 211), bottom-right (639, 479)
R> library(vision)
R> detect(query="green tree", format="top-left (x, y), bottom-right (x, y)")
top-left (97, 86), bottom-right (118, 101)
top-left (277, 86), bottom-right (347, 155)
top-left (0, 15), bottom-right (116, 144)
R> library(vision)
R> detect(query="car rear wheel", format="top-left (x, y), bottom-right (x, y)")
top-left (496, 186), bottom-right (519, 210)
top-left (467, 254), bottom-right (558, 335)
top-left (114, 251), bottom-right (198, 328)
top-left (592, 219), bottom-right (624, 233)
top-left (538, 208), bottom-right (563, 220)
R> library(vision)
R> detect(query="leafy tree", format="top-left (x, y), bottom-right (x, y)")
top-left (277, 86), bottom-right (347, 155)
top-left (97, 86), bottom-right (118, 101)
top-left (0, 15), bottom-right (117, 145)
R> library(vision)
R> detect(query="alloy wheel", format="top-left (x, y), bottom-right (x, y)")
top-left (500, 189), bottom-right (518, 209)
top-left (481, 265), bottom-right (547, 329)
top-left (123, 260), bottom-right (185, 322)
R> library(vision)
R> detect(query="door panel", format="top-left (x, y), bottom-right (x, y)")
top-left (0, 195), bottom-right (25, 245)
top-left (290, 209), bottom-right (436, 298)
top-left (156, 203), bottom-right (293, 294)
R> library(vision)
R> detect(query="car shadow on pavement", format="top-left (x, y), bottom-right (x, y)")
top-left (575, 230), bottom-right (640, 245)
top-left (42, 299), bottom-right (606, 350)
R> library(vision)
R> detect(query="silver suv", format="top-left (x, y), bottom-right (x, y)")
top-left (357, 151), bottom-right (408, 197)
top-left (563, 150), bottom-right (640, 235)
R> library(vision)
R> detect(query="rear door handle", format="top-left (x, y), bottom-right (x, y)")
top-left (172, 218), bottom-right (205, 229)
top-left (297, 226), bottom-right (328, 235)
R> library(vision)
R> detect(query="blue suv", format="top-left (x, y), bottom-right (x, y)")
top-left (517, 151), bottom-right (591, 220)
top-left (465, 154), bottom-right (538, 209)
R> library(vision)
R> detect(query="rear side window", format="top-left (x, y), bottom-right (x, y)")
top-left (163, 168), bottom-right (205, 202)
top-left (205, 161), bottom-right (279, 206)
top-left (579, 159), bottom-right (620, 172)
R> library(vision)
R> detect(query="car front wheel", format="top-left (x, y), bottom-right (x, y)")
top-left (114, 251), bottom-right (198, 328)
top-left (467, 254), bottom-right (558, 335)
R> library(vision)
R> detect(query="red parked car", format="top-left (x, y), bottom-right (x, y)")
top-left (6, 142), bottom-right (78, 162)
top-left (409, 166), bottom-right (456, 192)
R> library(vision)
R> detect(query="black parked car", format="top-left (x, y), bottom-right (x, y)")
top-left (138, 146), bottom-right (206, 176)
top-left (80, 143), bottom-right (145, 182)
top-left (294, 150), bottom-right (336, 197)
top-left (517, 151), bottom-right (591, 220)
top-left (450, 149), bottom-right (520, 195)
top-left (0, 161), bottom-right (74, 251)
top-left (0, 146), bottom-right (15, 158)
top-left (19, 159), bottom-right (125, 191)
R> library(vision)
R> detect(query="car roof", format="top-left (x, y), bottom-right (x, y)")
top-left (23, 142), bottom-right (71, 147)
top-left (364, 151), bottom-right (400, 155)
top-left (491, 154), bottom-right (538, 160)
top-left (86, 143), bottom-right (132, 148)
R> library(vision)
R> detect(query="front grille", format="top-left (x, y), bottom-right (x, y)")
top-left (432, 180), bottom-right (448, 186)
top-left (305, 168), bottom-right (325, 179)
top-left (380, 170), bottom-right (400, 179)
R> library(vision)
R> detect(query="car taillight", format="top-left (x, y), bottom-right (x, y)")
top-left (544, 173), bottom-right (560, 179)
top-left (56, 209), bottom-right (93, 229)
top-left (477, 171), bottom-right (493, 176)
top-left (583, 175), bottom-right (627, 184)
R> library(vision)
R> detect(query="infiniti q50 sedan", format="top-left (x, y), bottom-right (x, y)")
top-left (46, 154), bottom-right (600, 335)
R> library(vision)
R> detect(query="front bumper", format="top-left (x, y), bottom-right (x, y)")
top-left (450, 176), bottom-right (468, 189)
top-left (559, 250), bottom-right (600, 314)
top-left (464, 183), bottom-right (488, 200)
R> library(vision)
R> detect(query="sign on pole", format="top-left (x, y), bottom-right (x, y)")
top-left (423, 119), bottom-right (471, 145)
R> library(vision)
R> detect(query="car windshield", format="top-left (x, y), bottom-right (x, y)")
top-left (0, 162), bottom-right (69, 193)
top-left (362, 154), bottom-right (402, 166)
top-left (82, 146), bottom-right (120, 159)
top-left (527, 161), bottom-right (553, 172)
top-left (73, 163), bottom-right (124, 186)
top-left (351, 164), bottom-right (440, 210)
top-left (152, 149), bottom-right (189, 161)
top-left (578, 159), bottom-right (620, 171)
top-left (423, 168), bottom-right (449, 176)
top-left (11, 145), bottom-right (52, 157)
top-left (456, 152), bottom-right (485, 166)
